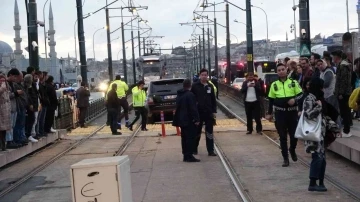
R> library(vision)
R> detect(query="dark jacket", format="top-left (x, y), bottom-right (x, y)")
top-left (240, 80), bottom-right (262, 101)
top-left (39, 82), bottom-right (50, 107)
top-left (27, 84), bottom-right (39, 112)
top-left (46, 82), bottom-right (58, 110)
top-left (191, 81), bottom-right (217, 114)
top-left (173, 89), bottom-right (200, 127)
top-left (335, 60), bottom-right (352, 96)
top-left (13, 82), bottom-right (27, 111)
top-left (107, 89), bottom-right (119, 109)
top-left (312, 67), bottom-right (321, 79)
top-left (76, 87), bottom-right (90, 108)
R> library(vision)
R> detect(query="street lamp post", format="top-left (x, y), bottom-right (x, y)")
top-left (251, 5), bottom-right (268, 47)
top-left (93, 27), bottom-right (104, 64)
top-left (292, 1), bottom-right (298, 52)
top-left (225, 3), bottom-right (231, 83)
top-left (76, 0), bottom-right (88, 84)
top-left (207, 27), bottom-right (211, 76)
top-left (202, 27), bottom-right (206, 69)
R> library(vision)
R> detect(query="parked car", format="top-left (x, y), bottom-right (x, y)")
top-left (263, 73), bottom-right (278, 97)
top-left (145, 78), bottom-right (185, 123)
top-left (231, 78), bottom-right (245, 90)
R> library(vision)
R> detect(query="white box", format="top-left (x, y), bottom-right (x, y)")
top-left (70, 156), bottom-right (133, 202)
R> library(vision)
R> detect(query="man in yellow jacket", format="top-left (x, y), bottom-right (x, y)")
top-left (107, 75), bottom-right (129, 129)
top-left (127, 80), bottom-right (148, 131)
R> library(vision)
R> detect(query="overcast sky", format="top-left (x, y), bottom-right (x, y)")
top-left (0, 0), bottom-right (359, 61)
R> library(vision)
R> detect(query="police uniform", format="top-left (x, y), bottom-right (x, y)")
top-left (107, 79), bottom-right (129, 128)
top-left (268, 78), bottom-right (303, 166)
top-left (128, 85), bottom-right (147, 131)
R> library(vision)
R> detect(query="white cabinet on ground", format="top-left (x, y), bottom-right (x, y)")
top-left (70, 156), bottom-right (132, 202)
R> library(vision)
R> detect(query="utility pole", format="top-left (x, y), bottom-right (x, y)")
top-left (199, 35), bottom-right (202, 69)
top-left (138, 30), bottom-right (141, 57)
top-left (299, 0), bottom-right (311, 58)
top-left (76, 0), bottom-right (88, 84)
top-left (28, 0), bottom-right (39, 69)
top-left (246, 0), bottom-right (254, 72)
top-left (121, 22), bottom-right (127, 83)
top-left (143, 38), bottom-right (145, 55)
top-left (214, 17), bottom-right (218, 77)
top-left (131, 30), bottom-right (136, 83)
top-left (207, 27), bottom-right (211, 77)
top-left (225, 3), bottom-right (231, 83)
top-left (202, 28), bottom-right (206, 69)
top-left (105, 8), bottom-right (113, 81)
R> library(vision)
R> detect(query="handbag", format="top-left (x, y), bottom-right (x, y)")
top-left (295, 111), bottom-right (322, 142)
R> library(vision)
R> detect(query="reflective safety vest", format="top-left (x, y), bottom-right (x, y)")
top-left (132, 86), bottom-right (146, 107)
top-left (106, 80), bottom-right (129, 99)
top-left (208, 80), bottom-right (217, 95)
top-left (268, 78), bottom-right (302, 99)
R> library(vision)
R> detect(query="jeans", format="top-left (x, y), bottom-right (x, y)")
top-left (309, 151), bottom-right (326, 180)
top-left (108, 108), bottom-right (119, 133)
top-left (195, 112), bottom-right (214, 154)
top-left (37, 107), bottom-right (47, 136)
top-left (274, 110), bottom-right (298, 159)
top-left (181, 123), bottom-right (197, 159)
top-left (31, 111), bottom-right (39, 136)
top-left (13, 109), bottom-right (27, 143)
top-left (6, 112), bottom-right (17, 142)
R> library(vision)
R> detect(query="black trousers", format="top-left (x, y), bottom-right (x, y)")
top-left (44, 109), bottom-right (55, 133)
top-left (195, 112), bottom-right (214, 154)
top-left (338, 95), bottom-right (351, 134)
top-left (108, 108), bottom-right (119, 133)
top-left (25, 110), bottom-right (35, 138)
top-left (118, 97), bottom-right (129, 121)
top-left (274, 110), bottom-right (298, 159)
top-left (244, 101), bottom-right (262, 132)
top-left (78, 107), bottom-right (88, 127)
top-left (181, 123), bottom-right (197, 159)
top-left (129, 107), bottom-right (147, 129)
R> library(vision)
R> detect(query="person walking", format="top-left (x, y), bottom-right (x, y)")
top-left (0, 72), bottom-right (12, 151)
top-left (267, 63), bottom-right (303, 167)
top-left (173, 79), bottom-right (200, 162)
top-left (107, 83), bottom-right (121, 135)
top-left (191, 68), bottom-right (217, 156)
top-left (241, 72), bottom-right (263, 134)
top-left (76, 82), bottom-right (90, 128)
top-left (302, 78), bottom-right (340, 192)
top-left (127, 81), bottom-right (147, 131)
top-left (107, 75), bottom-right (129, 129)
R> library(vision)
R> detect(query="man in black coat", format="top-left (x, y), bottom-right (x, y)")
top-left (44, 76), bottom-right (58, 133)
top-left (191, 68), bottom-right (217, 156)
top-left (76, 82), bottom-right (90, 128)
top-left (173, 79), bottom-right (200, 162)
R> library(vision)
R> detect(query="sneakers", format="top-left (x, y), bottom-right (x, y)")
top-left (28, 136), bottom-right (38, 143)
top-left (341, 132), bottom-right (353, 138)
top-left (50, 128), bottom-right (57, 133)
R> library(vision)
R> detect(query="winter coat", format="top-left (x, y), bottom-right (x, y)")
top-left (0, 74), bottom-right (11, 131)
top-left (173, 89), bottom-right (200, 127)
top-left (335, 60), bottom-right (353, 96)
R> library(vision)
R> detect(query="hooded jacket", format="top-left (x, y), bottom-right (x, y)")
top-left (335, 60), bottom-right (352, 96)
top-left (173, 89), bottom-right (200, 127)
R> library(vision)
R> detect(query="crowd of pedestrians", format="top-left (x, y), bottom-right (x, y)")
top-left (0, 67), bottom-right (58, 151)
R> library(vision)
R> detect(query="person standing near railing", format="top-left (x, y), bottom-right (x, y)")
top-left (107, 83), bottom-right (121, 135)
top-left (44, 76), bottom-right (58, 134)
top-left (76, 82), bottom-right (90, 128)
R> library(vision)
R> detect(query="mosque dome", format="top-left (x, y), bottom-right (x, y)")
top-left (0, 41), bottom-right (13, 55)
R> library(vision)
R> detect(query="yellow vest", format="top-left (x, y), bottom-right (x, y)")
top-left (106, 80), bottom-right (129, 99)
top-left (208, 80), bottom-right (217, 95)
top-left (132, 86), bottom-right (146, 107)
top-left (268, 78), bottom-right (302, 98)
top-left (349, 87), bottom-right (360, 110)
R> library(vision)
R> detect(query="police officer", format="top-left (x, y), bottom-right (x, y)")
top-left (127, 80), bottom-right (148, 131)
top-left (211, 72), bottom-right (219, 99)
top-left (266, 63), bottom-right (303, 167)
top-left (107, 75), bottom-right (129, 129)
top-left (191, 68), bottom-right (217, 156)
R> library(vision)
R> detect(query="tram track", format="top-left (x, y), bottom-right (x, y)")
top-left (218, 94), bottom-right (360, 201)
top-left (0, 104), bottom-right (134, 199)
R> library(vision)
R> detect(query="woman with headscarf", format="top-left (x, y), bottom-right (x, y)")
top-left (0, 72), bottom-right (12, 151)
top-left (302, 78), bottom-right (340, 192)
